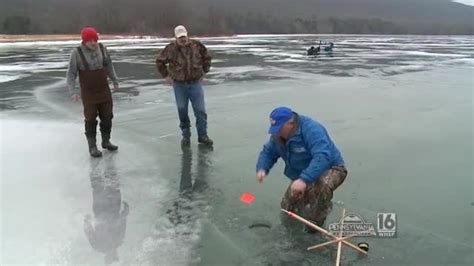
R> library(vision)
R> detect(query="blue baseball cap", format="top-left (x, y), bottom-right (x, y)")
top-left (268, 107), bottom-right (294, 134)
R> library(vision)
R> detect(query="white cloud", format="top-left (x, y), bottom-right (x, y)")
top-left (452, 0), bottom-right (474, 6)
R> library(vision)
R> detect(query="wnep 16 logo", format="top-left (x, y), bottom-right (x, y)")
top-left (328, 212), bottom-right (397, 238)
top-left (377, 213), bottom-right (397, 237)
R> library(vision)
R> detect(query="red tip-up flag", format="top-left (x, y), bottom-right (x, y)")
top-left (240, 192), bottom-right (255, 204)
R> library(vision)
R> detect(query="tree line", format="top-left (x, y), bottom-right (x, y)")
top-left (1, 0), bottom-right (472, 35)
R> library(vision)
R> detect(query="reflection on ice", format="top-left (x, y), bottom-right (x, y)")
top-left (132, 145), bottom-right (215, 265)
top-left (84, 155), bottom-right (129, 265)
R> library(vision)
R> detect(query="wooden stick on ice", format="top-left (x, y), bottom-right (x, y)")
top-left (335, 208), bottom-right (346, 266)
top-left (307, 230), bottom-right (372, 251)
top-left (281, 209), bottom-right (368, 255)
top-left (307, 233), bottom-right (357, 251)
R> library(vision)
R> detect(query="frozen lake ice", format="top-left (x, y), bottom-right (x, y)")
top-left (1, 35), bottom-right (473, 265)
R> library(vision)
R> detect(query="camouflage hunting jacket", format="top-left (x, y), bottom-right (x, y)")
top-left (156, 39), bottom-right (211, 83)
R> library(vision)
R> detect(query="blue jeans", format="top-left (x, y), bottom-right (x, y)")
top-left (172, 82), bottom-right (208, 138)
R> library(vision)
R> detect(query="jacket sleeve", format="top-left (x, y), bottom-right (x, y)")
top-left (103, 46), bottom-right (119, 87)
top-left (256, 139), bottom-right (280, 173)
top-left (198, 42), bottom-right (211, 73)
top-left (66, 49), bottom-right (79, 95)
top-left (299, 125), bottom-right (331, 184)
top-left (156, 44), bottom-right (170, 78)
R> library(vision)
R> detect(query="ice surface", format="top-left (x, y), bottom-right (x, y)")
top-left (1, 35), bottom-right (473, 265)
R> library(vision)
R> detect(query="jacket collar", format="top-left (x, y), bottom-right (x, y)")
top-left (287, 114), bottom-right (302, 144)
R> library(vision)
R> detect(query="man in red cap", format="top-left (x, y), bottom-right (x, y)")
top-left (67, 27), bottom-right (120, 157)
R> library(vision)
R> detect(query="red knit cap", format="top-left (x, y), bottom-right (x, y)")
top-left (81, 27), bottom-right (99, 43)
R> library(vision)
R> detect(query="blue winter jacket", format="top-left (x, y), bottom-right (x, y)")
top-left (256, 114), bottom-right (344, 184)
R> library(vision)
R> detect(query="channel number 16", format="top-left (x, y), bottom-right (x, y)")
top-left (377, 213), bottom-right (397, 234)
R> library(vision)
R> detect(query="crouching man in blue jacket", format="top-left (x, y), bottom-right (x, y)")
top-left (256, 107), bottom-right (347, 230)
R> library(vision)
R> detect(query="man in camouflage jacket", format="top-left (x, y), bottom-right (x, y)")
top-left (156, 25), bottom-right (213, 146)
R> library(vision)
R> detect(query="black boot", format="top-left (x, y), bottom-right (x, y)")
top-left (198, 135), bottom-right (213, 146)
top-left (181, 136), bottom-right (191, 147)
top-left (87, 137), bottom-right (102, 158)
top-left (101, 133), bottom-right (118, 151)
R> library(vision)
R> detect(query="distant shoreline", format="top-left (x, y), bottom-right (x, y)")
top-left (1, 33), bottom-right (473, 43)
top-left (0, 34), bottom-right (237, 42)
top-left (0, 34), bottom-right (159, 43)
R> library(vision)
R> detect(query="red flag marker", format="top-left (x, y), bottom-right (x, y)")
top-left (240, 192), bottom-right (255, 204)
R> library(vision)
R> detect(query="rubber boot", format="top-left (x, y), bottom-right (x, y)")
top-left (101, 133), bottom-right (118, 151)
top-left (87, 137), bottom-right (102, 158)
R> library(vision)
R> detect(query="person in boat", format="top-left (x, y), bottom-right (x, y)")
top-left (324, 42), bottom-right (334, 52)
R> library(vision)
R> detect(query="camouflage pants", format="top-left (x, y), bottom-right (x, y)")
top-left (281, 165), bottom-right (347, 226)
